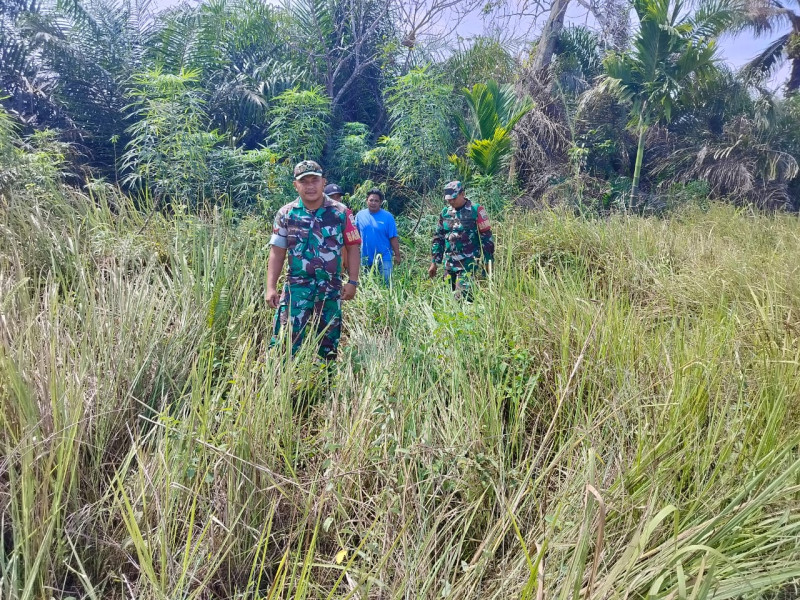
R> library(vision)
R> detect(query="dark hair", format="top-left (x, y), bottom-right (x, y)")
top-left (366, 188), bottom-right (384, 202)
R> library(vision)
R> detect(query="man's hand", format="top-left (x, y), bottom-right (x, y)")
top-left (266, 288), bottom-right (280, 309)
top-left (393, 253), bottom-right (402, 265)
top-left (341, 282), bottom-right (357, 301)
top-left (266, 245), bottom-right (287, 309)
top-left (428, 262), bottom-right (438, 278)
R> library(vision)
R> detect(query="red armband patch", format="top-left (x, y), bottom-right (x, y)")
top-left (344, 210), bottom-right (361, 245)
top-left (477, 206), bottom-right (491, 232)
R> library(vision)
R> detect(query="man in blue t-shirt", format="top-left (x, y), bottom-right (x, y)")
top-left (355, 188), bottom-right (401, 284)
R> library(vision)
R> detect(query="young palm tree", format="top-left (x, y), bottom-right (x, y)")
top-left (452, 80), bottom-right (533, 178)
top-left (0, 0), bottom-right (64, 128)
top-left (15, 0), bottom-right (156, 171)
top-left (601, 0), bottom-right (736, 205)
top-left (739, 0), bottom-right (800, 93)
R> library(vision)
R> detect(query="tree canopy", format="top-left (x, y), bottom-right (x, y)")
top-left (1, 0), bottom-right (799, 210)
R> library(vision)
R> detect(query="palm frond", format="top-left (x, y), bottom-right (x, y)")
top-left (739, 0), bottom-right (795, 36)
top-left (461, 82), bottom-right (496, 140)
top-left (55, 0), bottom-right (106, 41)
top-left (742, 32), bottom-right (790, 79)
top-left (467, 126), bottom-right (512, 176)
top-left (651, 113), bottom-right (798, 205)
top-left (443, 36), bottom-right (515, 90)
top-left (460, 80), bottom-right (532, 142)
top-left (688, 0), bottom-right (741, 40)
top-left (555, 25), bottom-right (603, 81)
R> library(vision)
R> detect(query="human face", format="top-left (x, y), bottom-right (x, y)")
top-left (367, 194), bottom-right (382, 213)
top-left (294, 175), bottom-right (326, 205)
top-left (328, 193), bottom-right (343, 202)
top-left (446, 190), bottom-right (467, 209)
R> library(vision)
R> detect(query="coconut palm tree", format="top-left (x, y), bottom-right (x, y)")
top-left (739, 0), bottom-right (800, 93)
top-left (601, 0), bottom-right (737, 205)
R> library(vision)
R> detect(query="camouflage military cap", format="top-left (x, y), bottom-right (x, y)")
top-left (443, 181), bottom-right (464, 200)
top-left (294, 160), bottom-right (324, 180)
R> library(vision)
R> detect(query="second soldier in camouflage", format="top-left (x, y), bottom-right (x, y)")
top-left (428, 180), bottom-right (494, 300)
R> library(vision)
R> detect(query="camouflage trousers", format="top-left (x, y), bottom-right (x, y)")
top-left (446, 263), bottom-right (483, 301)
top-left (270, 285), bottom-right (342, 361)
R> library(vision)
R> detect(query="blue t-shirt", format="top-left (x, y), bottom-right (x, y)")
top-left (355, 208), bottom-right (398, 266)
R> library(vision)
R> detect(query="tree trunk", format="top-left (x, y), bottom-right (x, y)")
top-left (508, 151), bottom-right (517, 184)
top-left (630, 121), bottom-right (647, 210)
top-left (788, 58), bottom-right (800, 94)
top-left (787, 31), bottom-right (800, 93)
top-left (532, 0), bottom-right (571, 73)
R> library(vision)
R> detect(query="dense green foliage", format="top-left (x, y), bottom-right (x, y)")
top-left (451, 81), bottom-right (533, 179)
top-left (2, 104), bottom-right (800, 598)
top-left (2, 2), bottom-right (800, 595)
top-left (1, 0), bottom-right (799, 209)
top-left (601, 0), bottom-right (735, 203)
top-left (366, 67), bottom-right (453, 196)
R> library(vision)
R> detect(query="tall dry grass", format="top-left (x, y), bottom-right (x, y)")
top-left (1, 184), bottom-right (799, 599)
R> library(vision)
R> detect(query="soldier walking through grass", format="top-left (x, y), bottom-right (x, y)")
top-left (266, 160), bottom-right (361, 361)
top-left (428, 180), bottom-right (494, 300)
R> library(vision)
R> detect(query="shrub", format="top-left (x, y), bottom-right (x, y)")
top-left (325, 121), bottom-right (371, 193)
top-left (366, 67), bottom-right (453, 195)
top-left (268, 86), bottom-right (331, 163)
top-left (121, 68), bottom-right (220, 207)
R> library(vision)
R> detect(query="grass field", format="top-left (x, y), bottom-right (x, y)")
top-left (2, 187), bottom-right (800, 599)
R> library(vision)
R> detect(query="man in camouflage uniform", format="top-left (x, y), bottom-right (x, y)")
top-left (428, 181), bottom-right (494, 300)
top-left (266, 160), bottom-right (362, 361)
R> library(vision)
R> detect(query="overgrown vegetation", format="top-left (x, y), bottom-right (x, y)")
top-left (2, 0), bottom-right (800, 596)
top-left (2, 0), bottom-right (800, 210)
top-left (3, 82), bottom-right (800, 598)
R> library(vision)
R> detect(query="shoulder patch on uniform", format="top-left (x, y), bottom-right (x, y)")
top-left (477, 206), bottom-right (491, 232)
top-left (344, 209), bottom-right (361, 245)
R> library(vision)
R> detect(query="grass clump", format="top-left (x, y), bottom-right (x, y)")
top-left (1, 185), bottom-right (800, 599)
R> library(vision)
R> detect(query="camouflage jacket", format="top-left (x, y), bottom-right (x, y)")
top-left (431, 199), bottom-right (494, 272)
top-left (270, 195), bottom-right (361, 300)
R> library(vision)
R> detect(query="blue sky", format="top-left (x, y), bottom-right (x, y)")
top-left (150, 0), bottom-right (793, 91)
